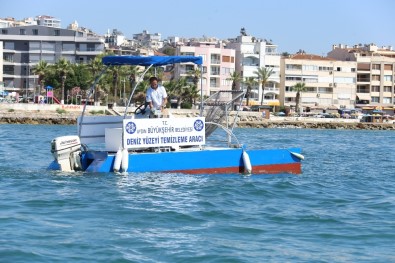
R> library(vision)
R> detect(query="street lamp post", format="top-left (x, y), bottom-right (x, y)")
top-left (26, 63), bottom-right (29, 100)
top-left (61, 75), bottom-right (66, 104)
top-left (121, 78), bottom-right (126, 106)
top-left (123, 78), bottom-right (126, 105)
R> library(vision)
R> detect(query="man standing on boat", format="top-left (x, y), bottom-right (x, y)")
top-left (146, 76), bottom-right (168, 118)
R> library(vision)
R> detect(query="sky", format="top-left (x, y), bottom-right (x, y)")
top-left (2, 0), bottom-right (395, 55)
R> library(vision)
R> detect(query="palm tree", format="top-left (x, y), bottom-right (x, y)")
top-left (185, 83), bottom-right (200, 106)
top-left (127, 66), bottom-right (141, 104)
top-left (227, 71), bottom-right (243, 91)
top-left (32, 60), bottom-right (50, 95)
top-left (243, 77), bottom-right (258, 106)
top-left (107, 65), bottom-right (129, 104)
top-left (254, 67), bottom-right (274, 105)
top-left (187, 67), bottom-right (203, 88)
top-left (54, 57), bottom-right (74, 104)
top-left (86, 56), bottom-right (105, 103)
top-left (292, 82), bottom-right (307, 113)
top-left (165, 77), bottom-right (190, 108)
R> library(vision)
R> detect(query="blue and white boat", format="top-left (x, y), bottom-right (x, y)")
top-left (48, 55), bottom-right (303, 174)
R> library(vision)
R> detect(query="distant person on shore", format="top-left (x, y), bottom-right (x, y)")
top-left (146, 76), bottom-right (167, 117)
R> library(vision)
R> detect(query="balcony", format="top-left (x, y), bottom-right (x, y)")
top-left (356, 77), bottom-right (370, 83)
top-left (263, 87), bottom-right (279, 95)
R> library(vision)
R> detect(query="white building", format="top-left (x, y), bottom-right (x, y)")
top-left (226, 33), bottom-right (281, 107)
top-left (175, 41), bottom-right (235, 96)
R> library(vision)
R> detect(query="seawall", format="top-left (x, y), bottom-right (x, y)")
top-left (1, 105), bottom-right (394, 130)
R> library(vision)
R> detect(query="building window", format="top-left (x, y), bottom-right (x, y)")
top-left (42, 42), bottom-right (55, 51)
top-left (4, 42), bottom-right (14, 49)
top-left (383, 97), bottom-right (392, 103)
top-left (210, 54), bottom-right (220, 64)
top-left (285, 86), bottom-right (293, 92)
top-left (210, 66), bottom-right (220, 75)
top-left (222, 56), bottom-right (230, 63)
top-left (185, 64), bottom-right (194, 72)
top-left (181, 52), bottom-right (194, 56)
top-left (372, 64), bottom-right (381, 70)
top-left (285, 76), bottom-right (302, 81)
top-left (384, 75), bottom-right (392, 82)
top-left (210, 77), bottom-right (218, 87)
top-left (32, 29), bottom-right (38, 35)
top-left (54, 29), bottom-right (60, 36)
top-left (302, 65), bottom-right (319, 71)
top-left (20, 29), bottom-right (26, 35)
top-left (372, 75), bottom-right (380, 81)
top-left (29, 42), bottom-right (41, 51)
top-left (384, 86), bottom-right (392, 92)
top-left (384, 64), bottom-right (393, 71)
top-left (357, 63), bottom-right (370, 70)
top-left (371, 86), bottom-right (380, 92)
top-left (221, 67), bottom-right (232, 75)
top-left (286, 64), bottom-right (302, 70)
top-left (3, 53), bottom-right (14, 62)
top-left (62, 43), bottom-right (75, 51)
top-left (1, 29), bottom-right (7, 34)
top-left (3, 65), bottom-right (14, 75)
top-left (371, 97), bottom-right (379, 103)
top-left (221, 79), bottom-right (231, 86)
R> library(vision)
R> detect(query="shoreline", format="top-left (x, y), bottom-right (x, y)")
top-left (1, 109), bottom-right (394, 130)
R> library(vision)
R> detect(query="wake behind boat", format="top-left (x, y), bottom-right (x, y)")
top-left (48, 55), bottom-right (303, 175)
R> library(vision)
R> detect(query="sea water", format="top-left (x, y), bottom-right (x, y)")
top-left (0, 124), bottom-right (394, 262)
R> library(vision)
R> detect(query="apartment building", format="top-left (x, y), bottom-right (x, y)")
top-left (175, 41), bottom-right (235, 96)
top-left (280, 53), bottom-right (357, 112)
top-left (133, 30), bottom-right (163, 50)
top-left (226, 33), bottom-right (281, 107)
top-left (0, 25), bottom-right (105, 96)
top-left (0, 41), bottom-right (3, 95)
top-left (35, 15), bottom-right (61, 28)
top-left (328, 44), bottom-right (395, 110)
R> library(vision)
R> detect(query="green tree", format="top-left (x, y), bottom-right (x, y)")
top-left (227, 71), bottom-right (243, 91)
top-left (86, 56), bottom-right (105, 103)
top-left (54, 57), bottom-right (74, 104)
top-left (243, 77), bottom-right (257, 106)
top-left (32, 60), bottom-right (50, 94)
top-left (254, 67), bottom-right (274, 105)
top-left (107, 65), bottom-right (129, 104)
top-left (164, 77), bottom-right (190, 108)
top-left (161, 46), bottom-right (176, 56)
top-left (187, 67), bottom-right (203, 88)
top-left (69, 64), bottom-right (91, 89)
top-left (292, 82), bottom-right (307, 113)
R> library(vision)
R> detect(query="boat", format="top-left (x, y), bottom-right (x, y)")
top-left (48, 55), bottom-right (304, 174)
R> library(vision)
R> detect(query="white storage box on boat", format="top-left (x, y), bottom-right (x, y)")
top-left (105, 128), bottom-right (123, 152)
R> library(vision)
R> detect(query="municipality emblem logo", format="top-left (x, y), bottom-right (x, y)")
top-left (193, 119), bottom-right (204, 131)
top-left (125, 122), bottom-right (137, 134)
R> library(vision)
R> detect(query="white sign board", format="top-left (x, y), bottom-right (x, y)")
top-left (123, 117), bottom-right (205, 149)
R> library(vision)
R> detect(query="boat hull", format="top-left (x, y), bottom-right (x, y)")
top-left (48, 147), bottom-right (302, 175)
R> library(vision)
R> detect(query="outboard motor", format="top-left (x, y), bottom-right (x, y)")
top-left (51, 136), bottom-right (82, 171)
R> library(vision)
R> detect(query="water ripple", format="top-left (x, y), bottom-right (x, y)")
top-left (0, 125), bottom-right (394, 262)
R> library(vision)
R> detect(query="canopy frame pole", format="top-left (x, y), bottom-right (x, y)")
top-left (199, 64), bottom-right (203, 117)
top-left (78, 66), bottom-right (108, 138)
top-left (123, 64), bottom-right (154, 118)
